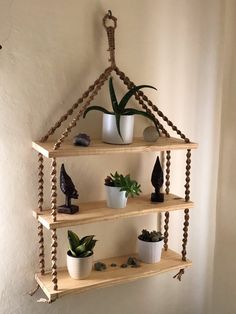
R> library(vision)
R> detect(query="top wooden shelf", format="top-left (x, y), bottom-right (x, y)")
top-left (32, 137), bottom-right (198, 158)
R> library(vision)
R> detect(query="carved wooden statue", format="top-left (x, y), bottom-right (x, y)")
top-left (58, 164), bottom-right (79, 214)
top-left (151, 156), bottom-right (164, 202)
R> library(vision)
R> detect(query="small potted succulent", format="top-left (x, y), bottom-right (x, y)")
top-left (83, 77), bottom-right (159, 144)
top-left (104, 171), bottom-right (142, 208)
top-left (67, 230), bottom-right (97, 279)
top-left (138, 229), bottom-right (164, 263)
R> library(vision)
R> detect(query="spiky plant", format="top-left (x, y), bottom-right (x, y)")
top-left (67, 230), bottom-right (97, 258)
top-left (83, 77), bottom-right (160, 140)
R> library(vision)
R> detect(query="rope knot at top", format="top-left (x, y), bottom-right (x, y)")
top-left (103, 10), bottom-right (117, 68)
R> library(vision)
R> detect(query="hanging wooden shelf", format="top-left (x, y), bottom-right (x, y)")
top-left (30, 10), bottom-right (198, 303)
top-left (32, 137), bottom-right (197, 158)
top-left (33, 193), bottom-right (194, 230)
top-left (35, 249), bottom-right (192, 301)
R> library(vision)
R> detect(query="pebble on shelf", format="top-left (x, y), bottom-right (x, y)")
top-left (143, 126), bottom-right (159, 142)
top-left (73, 133), bottom-right (91, 146)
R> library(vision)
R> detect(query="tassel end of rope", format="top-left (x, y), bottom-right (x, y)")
top-left (37, 297), bottom-right (57, 304)
top-left (173, 268), bottom-right (185, 281)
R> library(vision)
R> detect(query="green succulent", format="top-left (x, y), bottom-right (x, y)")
top-left (67, 230), bottom-right (97, 258)
top-left (138, 229), bottom-right (163, 242)
top-left (83, 77), bottom-right (160, 140)
top-left (105, 171), bottom-right (142, 198)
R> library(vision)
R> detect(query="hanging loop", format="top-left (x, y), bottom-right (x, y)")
top-left (103, 10), bottom-right (117, 30)
top-left (103, 10), bottom-right (117, 67)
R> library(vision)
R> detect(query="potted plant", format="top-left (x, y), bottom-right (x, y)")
top-left (67, 230), bottom-right (97, 279)
top-left (104, 171), bottom-right (142, 208)
top-left (83, 77), bottom-right (160, 144)
top-left (137, 229), bottom-right (164, 263)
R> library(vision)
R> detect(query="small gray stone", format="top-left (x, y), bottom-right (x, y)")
top-left (143, 126), bottom-right (159, 142)
top-left (94, 262), bottom-right (107, 271)
top-left (73, 133), bottom-right (91, 146)
top-left (127, 257), bottom-right (141, 267)
top-left (110, 263), bottom-right (117, 267)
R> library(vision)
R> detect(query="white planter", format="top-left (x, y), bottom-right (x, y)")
top-left (102, 113), bottom-right (134, 144)
top-left (138, 238), bottom-right (163, 263)
top-left (105, 186), bottom-right (128, 208)
top-left (67, 252), bottom-right (93, 279)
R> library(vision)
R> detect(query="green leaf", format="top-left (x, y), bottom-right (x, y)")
top-left (123, 108), bottom-right (160, 135)
top-left (119, 85), bottom-right (157, 112)
top-left (108, 171), bottom-right (142, 198)
top-left (88, 240), bottom-right (97, 251)
top-left (83, 106), bottom-right (113, 118)
top-left (79, 235), bottom-right (95, 245)
top-left (115, 113), bottom-right (123, 140)
top-left (75, 243), bottom-right (87, 255)
top-left (69, 249), bottom-right (77, 257)
top-left (109, 77), bottom-right (120, 113)
top-left (68, 230), bottom-right (80, 252)
top-left (80, 250), bottom-right (93, 257)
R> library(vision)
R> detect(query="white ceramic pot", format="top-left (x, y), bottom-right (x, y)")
top-left (102, 113), bottom-right (134, 144)
top-left (138, 238), bottom-right (163, 263)
top-left (105, 186), bottom-right (128, 208)
top-left (67, 252), bottom-right (93, 279)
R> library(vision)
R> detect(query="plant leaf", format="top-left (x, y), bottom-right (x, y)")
top-left (75, 243), bottom-right (87, 255)
top-left (69, 249), bottom-right (77, 257)
top-left (80, 250), bottom-right (93, 257)
top-left (83, 106), bottom-right (113, 118)
top-left (109, 77), bottom-right (120, 113)
top-left (115, 113), bottom-right (123, 140)
top-left (68, 230), bottom-right (80, 252)
top-left (79, 235), bottom-right (95, 245)
top-left (124, 108), bottom-right (160, 135)
top-left (119, 85), bottom-right (157, 112)
top-left (88, 240), bottom-right (97, 251)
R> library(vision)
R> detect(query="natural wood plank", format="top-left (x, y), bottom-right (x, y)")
top-left (33, 194), bottom-right (194, 230)
top-left (32, 137), bottom-right (198, 158)
top-left (35, 249), bottom-right (192, 300)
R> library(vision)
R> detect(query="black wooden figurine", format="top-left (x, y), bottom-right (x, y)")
top-left (58, 164), bottom-right (79, 214)
top-left (151, 156), bottom-right (164, 202)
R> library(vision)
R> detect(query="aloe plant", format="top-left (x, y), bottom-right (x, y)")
top-left (67, 230), bottom-right (97, 258)
top-left (83, 77), bottom-right (160, 139)
top-left (105, 171), bottom-right (142, 198)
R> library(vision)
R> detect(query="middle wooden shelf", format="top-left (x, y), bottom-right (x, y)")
top-left (33, 193), bottom-right (194, 230)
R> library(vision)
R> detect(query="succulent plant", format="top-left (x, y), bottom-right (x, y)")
top-left (104, 171), bottom-right (142, 198)
top-left (67, 230), bottom-right (97, 258)
top-left (138, 229), bottom-right (164, 242)
top-left (83, 77), bottom-right (160, 140)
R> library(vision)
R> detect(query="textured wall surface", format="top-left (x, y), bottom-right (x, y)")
top-left (211, 1), bottom-right (236, 313)
top-left (0, 1), bottom-right (224, 313)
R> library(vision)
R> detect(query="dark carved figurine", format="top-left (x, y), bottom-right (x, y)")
top-left (151, 156), bottom-right (164, 202)
top-left (58, 164), bottom-right (79, 214)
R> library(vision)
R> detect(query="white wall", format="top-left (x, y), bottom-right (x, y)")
top-left (211, 1), bottom-right (236, 313)
top-left (0, 1), bottom-right (224, 313)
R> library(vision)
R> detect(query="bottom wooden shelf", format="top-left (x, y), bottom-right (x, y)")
top-left (35, 249), bottom-right (192, 301)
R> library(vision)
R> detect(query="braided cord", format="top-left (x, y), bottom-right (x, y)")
top-left (50, 158), bottom-right (57, 222)
top-left (40, 68), bottom-right (111, 143)
top-left (53, 67), bottom-right (112, 150)
top-left (114, 67), bottom-right (169, 137)
top-left (181, 149), bottom-right (192, 261)
top-left (115, 67), bottom-right (189, 142)
top-left (37, 153), bottom-right (45, 275)
top-left (51, 229), bottom-right (58, 290)
top-left (165, 151), bottom-right (171, 194)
